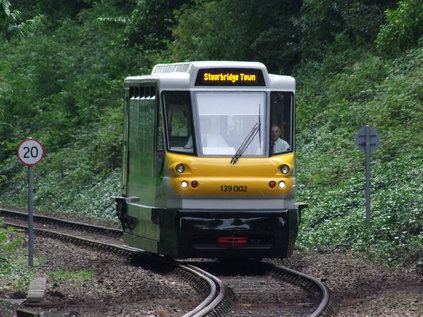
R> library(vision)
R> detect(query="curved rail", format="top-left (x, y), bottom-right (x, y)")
top-left (2, 207), bottom-right (332, 316)
top-left (266, 262), bottom-right (334, 316)
top-left (1, 219), bottom-right (234, 316)
top-left (180, 264), bottom-right (235, 317)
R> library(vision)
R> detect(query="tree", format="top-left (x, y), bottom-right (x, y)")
top-left (0, 0), bottom-right (38, 40)
top-left (293, 0), bottom-right (397, 60)
top-left (169, 0), bottom-right (302, 73)
top-left (125, 0), bottom-right (193, 50)
top-left (376, 0), bottom-right (423, 54)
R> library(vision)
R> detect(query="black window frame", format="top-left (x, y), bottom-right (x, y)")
top-left (162, 90), bottom-right (196, 155)
top-left (269, 91), bottom-right (295, 156)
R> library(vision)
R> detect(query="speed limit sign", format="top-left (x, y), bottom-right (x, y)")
top-left (17, 138), bottom-right (45, 267)
top-left (17, 138), bottom-right (44, 166)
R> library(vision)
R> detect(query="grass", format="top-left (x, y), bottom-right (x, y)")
top-left (48, 269), bottom-right (96, 282)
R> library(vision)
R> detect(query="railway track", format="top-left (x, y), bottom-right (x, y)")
top-left (0, 207), bottom-right (234, 316)
top-left (183, 259), bottom-right (334, 317)
top-left (1, 207), bottom-right (333, 316)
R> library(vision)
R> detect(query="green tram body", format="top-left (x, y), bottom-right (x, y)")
top-left (115, 61), bottom-right (301, 259)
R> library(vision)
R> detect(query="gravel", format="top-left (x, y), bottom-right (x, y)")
top-left (281, 250), bottom-right (423, 316)
top-left (1, 216), bottom-right (422, 316)
top-left (1, 235), bottom-right (202, 317)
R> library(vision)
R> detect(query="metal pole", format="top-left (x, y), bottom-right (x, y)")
top-left (365, 126), bottom-right (371, 225)
top-left (28, 165), bottom-right (34, 267)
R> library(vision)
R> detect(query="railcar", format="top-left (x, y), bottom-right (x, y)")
top-left (115, 61), bottom-right (302, 259)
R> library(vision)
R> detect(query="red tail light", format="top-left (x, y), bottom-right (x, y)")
top-left (217, 237), bottom-right (248, 248)
top-left (191, 180), bottom-right (199, 188)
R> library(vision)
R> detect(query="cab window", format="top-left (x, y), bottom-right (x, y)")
top-left (163, 91), bottom-right (194, 154)
top-left (270, 92), bottom-right (293, 155)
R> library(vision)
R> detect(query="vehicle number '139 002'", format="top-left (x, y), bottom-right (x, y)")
top-left (220, 185), bottom-right (247, 192)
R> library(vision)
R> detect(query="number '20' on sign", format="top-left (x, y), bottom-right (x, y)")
top-left (17, 138), bottom-right (45, 166)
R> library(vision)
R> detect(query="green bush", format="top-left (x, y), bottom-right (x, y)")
top-left (298, 156), bottom-right (422, 265)
top-left (376, 0), bottom-right (423, 55)
top-left (0, 223), bottom-right (19, 273)
top-left (1, 0), bottom-right (422, 271)
top-left (0, 223), bottom-right (33, 290)
top-left (296, 46), bottom-right (423, 268)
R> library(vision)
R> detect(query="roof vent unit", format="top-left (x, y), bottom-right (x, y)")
top-left (152, 63), bottom-right (191, 74)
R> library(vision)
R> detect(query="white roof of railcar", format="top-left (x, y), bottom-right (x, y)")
top-left (124, 61), bottom-right (295, 91)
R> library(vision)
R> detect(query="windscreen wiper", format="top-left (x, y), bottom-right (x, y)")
top-left (230, 122), bottom-right (261, 165)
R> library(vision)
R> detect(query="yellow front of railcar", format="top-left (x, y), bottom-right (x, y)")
top-left (167, 152), bottom-right (295, 197)
top-left (116, 61), bottom-right (300, 258)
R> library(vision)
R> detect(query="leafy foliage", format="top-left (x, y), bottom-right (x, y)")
top-left (293, 0), bottom-right (397, 58)
top-left (295, 46), bottom-right (423, 267)
top-left (0, 0), bottom-right (136, 219)
top-left (376, 0), bottom-right (423, 55)
top-left (0, 0), bottom-right (39, 40)
top-left (0, 0), bottom-right (422, 273)
top-left (125, 0), bottom-right (192, 49)
top-left (0, 222), bottom-right (20, 273)
top-left (169, 0), bottom-right (302, 73)
top-left (0, 223), bottom-right (33, 290)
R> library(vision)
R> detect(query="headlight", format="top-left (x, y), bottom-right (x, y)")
top-left (175, 164), bottom-right (185, 174)
top-left (181, 181), bottom-right (189, 188)
top-left (279, 164), bottom-right (290, 174)
top-left (278, 181), bottom-right (286, 189)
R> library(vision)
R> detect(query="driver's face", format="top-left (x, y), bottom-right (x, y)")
top-left (271, 126), bottom-right (281, 141)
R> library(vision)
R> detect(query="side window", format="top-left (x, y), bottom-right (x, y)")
top-left (270, 92), bottom-right (293, 155)
top-left (163, 91), bottom-right (194, 153)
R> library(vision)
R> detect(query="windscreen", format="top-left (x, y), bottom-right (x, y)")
top-left (195, 91), bottom-right (266, 156)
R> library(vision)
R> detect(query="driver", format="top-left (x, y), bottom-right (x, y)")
top-left (271, 124), bottom-right (289, 153)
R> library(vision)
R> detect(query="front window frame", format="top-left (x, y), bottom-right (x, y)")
top-left (193, 90), bottom-right (267, 157)
top-left (162, 90), bottom-right (196, 155)
top-left (162, 89), bottom-right (295, 157)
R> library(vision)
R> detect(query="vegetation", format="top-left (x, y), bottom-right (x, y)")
top-left (48, 269), bottom-right (96, 282)
top-left (295, 46), bottom-right (423, 265)
top-left (0, 220), bottom-right (33, 290)
top-left (0, 0), bottom-right (38, 39)
top-left (0, 0), bottom-right (421, 282)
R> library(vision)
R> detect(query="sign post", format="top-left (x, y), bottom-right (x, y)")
top-left (17, 138), bottom-right (44, 267)
top-left (355, 126), bottom-right (380, 225)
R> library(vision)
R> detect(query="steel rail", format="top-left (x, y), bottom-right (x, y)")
top-left (2, 207), bottom-right (332, 316)
top-left (266, 262), bottom-right (335, 317)
top-left (181, 264), bottom-right (235, 317)
top-left (2, 220), bottom-right (234, 317)
top-left (0, 207), bottom-right (122, 237)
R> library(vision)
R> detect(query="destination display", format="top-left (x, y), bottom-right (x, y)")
top-left (195, 68), bottom-right (265, 86)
